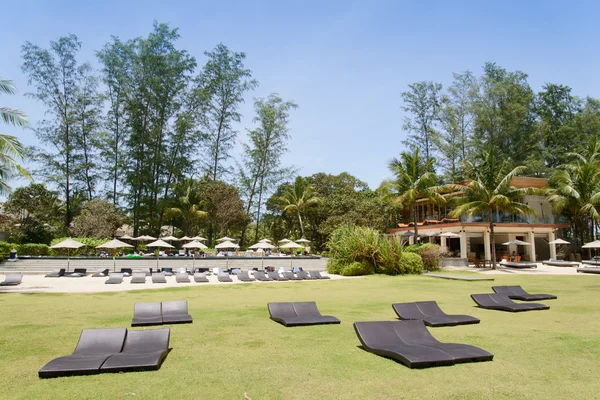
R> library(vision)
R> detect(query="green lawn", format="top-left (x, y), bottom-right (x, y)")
top-left (1, 275), bottom-right (599, 399)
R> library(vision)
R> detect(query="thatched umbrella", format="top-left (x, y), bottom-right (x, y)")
top-left (50, 238), bottom-right (86, 272)
top-left (96, 239), bottom-right (134, 271)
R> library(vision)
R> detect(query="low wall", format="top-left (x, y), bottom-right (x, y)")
top-left (438, 258), bottom-right (469, 268)
top-left (0, 256), bottom-right (327, 273)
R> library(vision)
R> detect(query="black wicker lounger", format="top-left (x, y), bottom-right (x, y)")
top-left (309, 271), bottom-right (330, 279)
top-left (353, 320), bottom-right (493, 368)
top-left (236, 271), bottom-right (255, 282)
top-left (91, 268), bottom-right (110, 277)
top-left (176, 272), bottom-right (190, 283)
top-left (120, 268), bottom-right (133, 276)
top-left (38, 328), bottom-right (127, 378)
top-left (132, 302), bottom-right (163, 326)
top-left (45, 269), bottom-right (65, 278)
top-left (217, 273), bottom-right (233, 282)
top-left (152, 273), bottom-right (167, 283)
top-left (492, 285), bottom-right (557, 301)
top-left (252, 271), bottom-right (273, 281)
top-left (392, 301), bottom-right (480, 327)
top-left (130, 272), bottom-right (147, 284)
top-left (267, 271), bottom-right (289, 281)
top-left (282, 271), bottom-right (302, 281)
top-left (296, 271), bottom-right (317, 280)
top-left (268, 302), bottom-right (340, 327)
top-left (470, 293), bottom-right (549, 312)
top-left (161, 300), bottom-right (193, 324)
top-left (193, 272), bottom-right (209, 283)
top-left (100, 328), bottom-right (170, 373)
top-left (65, 268), bottom-right (87, 277)
top-left (105, 273), bottom-right (124, 284)
top-left (0, 273), bottom-right (23, 286)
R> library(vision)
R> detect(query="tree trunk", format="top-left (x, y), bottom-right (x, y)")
top-left (298, 213), bottom-right (305, 237)
top-left (490, 213), bottom-right (497, 270)
top-left (412, 205), bottom-right (419, 239)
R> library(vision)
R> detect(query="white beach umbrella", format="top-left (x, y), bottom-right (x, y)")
top-left (134, 235), bottom-right (157, 241)
top-left (440, 232), bottom-right (461, 238)
top-left (216, 236), bottom-right (236, 242)
top-left (96, 239), bottom-right (134, 271)
top-left (502, 240), bottom-right (531, 246)
top-left (119, 234), bottom-right (134, 240)
top-left (280, 241), bottom-right (305, 268)
top-left (51, 238), bottom-right (86, 271)
top-left (548, 238), bottom-right (570, 245)
top-left (215, 240), bottom-right (240, 268)
top-left (191, 236), bottom-right (207, 241)
top-left (296, 238), bottom-right (311, 243)
top-left (259, 238), bottom-right (272, 243)
top-left (182, 240), bottom-right (208, 270)
top-left (582, 240), bottom-right (600, 248)
top-left (279, 238), bottom-right (291, 243)
top-left (160, 235), bottom-right (179, 241)
top-left (179, 236), bottom-right (192, 241)
top-left (147, 239), bottom-right (175, 269)
top-left (249, 241), bottom-right (277, 268)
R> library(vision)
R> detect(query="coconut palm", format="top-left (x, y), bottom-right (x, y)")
top-left (547, 139), bottom-right (600, 249)
top-left (1, 78), bottom-right (30, 194)
top-left (278, 176), bottom-right (321, 237)
top-left (164, 179), bottom-right (207, 236)
top-left (381, 148), bottom-right (445, 238)
top-left (449, 147), bottom-right (534, 269)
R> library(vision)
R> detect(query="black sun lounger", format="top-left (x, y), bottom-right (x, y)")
top-left (268, 302), bottom-right (340, 327)
top-left (176, 272), bottom-right (190, 283)
top-left (193, 273), bottom-right (209, 283)
top-left (91, 268), bottom-right (110, 277)
top-left (130, 272), bottom-right (147, 284)
top-left (161, 300), bottom-right (193, 324)
top-left (236, 271), bottom-right (255, 282)
top-left (0, 273), bottom-right (23, 286)
top-left (100, 328), bottom-right (170, 373)
top-left (45, 269), bottom-right (65, 278)
top-left (252, 271), bottom-right (273, 281)
top-left (132, 302), bottom-right (163, 326)
top-left (65, 268), bottom-right (87, 277)
top-left (152, 273), bottom-right (167, 283)
top-left (295, 271), bottom-right (317, 280)
top-left (392, 301), bottom-right (480, 327)
top-left (120, 268), bottom-right (133, 276)
top-left (353, 320), bottom-right (493, 368)
top-left (470, 293), bottom-right (549, 312)
top-left (105, 273), bottom-right (124, 284)
top-left (309, 271), bottom-right (330, 279)
top-left (492, 285), bottom-right (557, 301)
top-left (217, 273), bottom-right (233, 282)
top-left (267, 271), bottom-right (289, 281)
top-left (38, 328), bottom-right (127, 378)
top-left (282, 271), bottom-right (302, 281)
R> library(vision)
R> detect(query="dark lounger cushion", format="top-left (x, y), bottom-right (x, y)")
top-left (161, 300), bottom-right (193, 324)
top-left (252, 271), bottom-right (273, 281)
top-left (217, 273), bottom-right (233, 282)
top-left (268, 302), bottom-right (340, 327)
top-left (193, 272), bottom-right (209, 282)
top-left (130, 272), bottom-right (147, 284)
top-left (308, 271), bottom-right (330, 279)
top-left (267, 271), bottom-right (288, 281)
top-left (0, 273), bottom-right (23, 286)
top-left (100, 328), bottom-right (170, 373)
top-left (152, 273), bottom-right (167, 283)
top-left (236, 271), bottom-right (255, 282)
top-left (392, 301), bottom-right (480, 327)
top-left (175, 273), bottom-right (190, 283)
top-left (492, 285), bottom-right (557, 301)
top-left (131, 302), bottom-right (163, 326)
top-left (105, 273), bottom-right (124, 284)
top-left (470, 293), bottom-right (549, 312)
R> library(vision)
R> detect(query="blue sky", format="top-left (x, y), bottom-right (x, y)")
top-left (2, 0), bottom-right (600, 190)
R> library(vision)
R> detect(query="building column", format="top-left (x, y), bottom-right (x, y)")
top-left (440, 236), bottom-right (447, 253)
top-left (507, 233), bottom-right (516, 256)
top-left (409, 235), bottom-right (414, 245)
top-left (483, 230), bottom-right (491, 261)
top-left (548, 231), bottom-right (557, 260)
top-left (460, 231), bottom-right (468, 259)
top-left (528, 231), bottom-right (537, 262)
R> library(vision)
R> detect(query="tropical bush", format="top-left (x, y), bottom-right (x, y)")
top-left (326, 224), bottom-right (420, 275)
top-left (0, 241), bottom-right (52, 257)
top-left (50, 237), bottom-right (111, 256)
top-left (397, 252), bottom-right (424, 274)
top-left (404, 243), bottom-right (442, 271)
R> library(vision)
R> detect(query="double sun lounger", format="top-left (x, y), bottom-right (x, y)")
top-left (38, 327), bottom-right (170, 378)
top-left (132, 300), bottom-right (193, 326)
top-left (470, 285), bottom-right (556, 312)
top-left (0, 273), bottom-right (23, 286)
top-left (392, 301), bottom-right (480, 327)
top-left (268, 302), bottom-right (341, 327)
top-left (45, 268), bottom-right (87, 277)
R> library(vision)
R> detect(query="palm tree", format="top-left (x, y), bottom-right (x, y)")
top-left (278, 176), bottom-right (321, 237)
top-left (381, 148), bottom-right (444, 238)
top-left (164, 179), bottom-right (207, 236)
top-left (547, 139), bottom-right (600, 249)
top-left (449, 147), bottom-right (534, 269)
top-left (1, 78), bottom-right (31, 194)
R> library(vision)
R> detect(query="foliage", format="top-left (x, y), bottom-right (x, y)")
top-left (201, 180), bottom-right (249, 243)
top-left (70, 198), bottom-right (125, 238)
top-left (397, 251), bottom-right (424, 274)
top-left (0, 242), bottom-right (51, 256)
top-left (404, 243), bottom-right (441, 271)
top-left (50, 236), bottom-right (109, 256)
top-left (277, 176), bottom-right (321, 237)
top-left (163, 178), bottom-right (207, 236)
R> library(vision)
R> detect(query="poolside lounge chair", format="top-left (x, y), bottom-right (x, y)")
top-left (295, 271), bottom-right (317, 280)
top-left (131, 302), bottom-right (163, 326)
top-left (161, 300), bottom-right (193, 324)
top-left (542, 259), bottom-right (579, 267)
top-left (161, 268), bottom-right (173, 276)
top-left (0, 273), bottom-right (23, 286)
top-left (236, 271), bottom-right (255, 282)
top-left (267, 271), bottom-right (289, 281)
top-left (308, 271), bottom-right (330, 279)
top-left (353, 320), bottom-right (493, 368)
top-left (100, 328), bottom-right (170, 373)
top-left (65, 268), bottom-right (87, 277)
top-left (392, 301), bottom-right (480, 327)
top-left (193, 272), bottom-right (209, 283)
top-left (130, 272), bottom-right (146, 284)
top-left (144, 268), bottom-right (153, 276)
top-left (91, 268), bottom-right (110, 277)
top-left (492, 286), bottom-right (557, 301)
top-left (577, 266), bottom-right (600, 274)
top-left (282, 271), bottom-right (302, 281)
top-left (470, 293), bottom-right (549, 312)
top-left (217, 273), bottom-right (233, 282)
top-left (152, 273), bottom-right (167, 284)
top-left (105, 273), bottom-right (124, 284)
top-left (45, 269), bottom-right (65, 278)
top-left (212, 267), bottom-right (224, 275)
top-left (268, 302), bottom-right (341, 327)
top-left (38, 328), bottom-right (127, 378)
top-left (175, 272), bottom-right (190, 283)
top-left (252, 271), bottom-right (273, 281)
top-left (119, 268), bottom-right (133, 276)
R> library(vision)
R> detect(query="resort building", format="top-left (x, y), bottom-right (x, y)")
top-left (386, 177), bottom-right (569, 263)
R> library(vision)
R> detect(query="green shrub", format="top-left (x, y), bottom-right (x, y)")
top-left (326, 258), bottom-right (345, 274)
top-left (404, 243), bottom-right (441, 271)
top-left (50, 237), bottom-right (111, 256)
top-left (341, 260), bottom-right (374, 276)
top-left (0, 241), bottom-right (15, 256)
top-left (398, 252), bottom-right (424, 274)
top-left (17, 243), bottom-right (51, 256)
